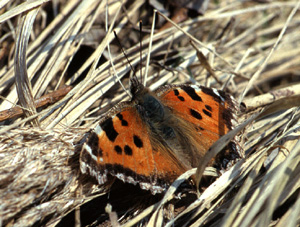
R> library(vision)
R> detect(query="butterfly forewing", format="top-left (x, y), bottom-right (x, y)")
top-left (157, 84), bottom-right (239, 164)
top-left (80, 103), bottom-right (188, 194)
top-left (158, 84), bottom-right (237, 135)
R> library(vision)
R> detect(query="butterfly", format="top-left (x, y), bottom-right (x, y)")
top-left (79, 70), bottom-right (241, 194)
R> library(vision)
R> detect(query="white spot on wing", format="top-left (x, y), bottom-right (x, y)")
top-left (191, 84), bottom-right (201, 91)
top-left (212, 88), bottom-right (225, 102)
top-left (127, 176), bottom-right (135, 184)
top-left (116, 173), bottom-right (125, 182)
top-left (80, 161), bottom-right (87, 173)
top-left (110, 173), bottom-right (165, 194)
top-left (83, 143), bottom-right (97, 161)
top-left (94, 124), bottom-right (103, 135)
top-left (139, 182), bottom-right (165, 194)
top-left (97, 173), bottom-right (107, 184)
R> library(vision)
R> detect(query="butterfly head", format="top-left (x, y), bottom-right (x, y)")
top-left (129, 76), bottom-right (147, 98)
top-left (128, 75), bottom-right (166, 124)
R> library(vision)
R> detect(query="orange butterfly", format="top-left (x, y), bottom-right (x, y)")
top-left (80, 75), bottom-right (240, 194)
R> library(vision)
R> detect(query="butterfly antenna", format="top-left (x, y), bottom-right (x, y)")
top-left (105, 2), bottom-right (131, 98)
top-left (144, 10), bottom-right (156, 86)
top-left (113, 31), bottom-right (138, 82)
top-left (139, 20), bottom-right (143, 85)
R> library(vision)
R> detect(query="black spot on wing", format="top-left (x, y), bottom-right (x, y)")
top-left (124, 145), bottom-right (133, 156)
top-left (203, 109), bottom-right (212, 117)
top-left (222, 109), bottom-right (235, 130)
top-left (182, 86), bottom-right (202, 101)
top-left (81, 147), bottom-right (92, 164)
top-left (174, 89), bottom-right (185, 101)
top-left (116, 113), bottom-right (128, 126)
top-left (86, 132), bottom-right (102, 157)
top-left (133, 135), bottom-right (143, 148)
top-left (205, 104), bottom-right (212, 111)
top-left (178, 96), bottom-right (185, 101)
top-left (190, 109), bottom-right (202, 120)
top-left (200, 86), bottom-right (225, 103)
top-left (114, 145), bottom-right (122, 154)
top-left (101, 117), bottom-right (118, 142)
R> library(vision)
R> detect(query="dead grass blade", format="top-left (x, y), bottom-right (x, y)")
top-left (14, 7), bottom-right (40, 126)
top-left (238, 1), bottom-right (300, 103)
top-left (0, 0), bottom-right (50, 24)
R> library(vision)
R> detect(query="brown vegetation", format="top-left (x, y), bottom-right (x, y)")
top-left (0, 0), bottom-right (300, 226)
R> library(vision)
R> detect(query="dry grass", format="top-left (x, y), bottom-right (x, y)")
top-left (0, 0), bottom-right (300, 226)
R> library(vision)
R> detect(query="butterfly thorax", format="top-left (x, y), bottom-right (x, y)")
top-left (132, 86), bottom-right (174, 137)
